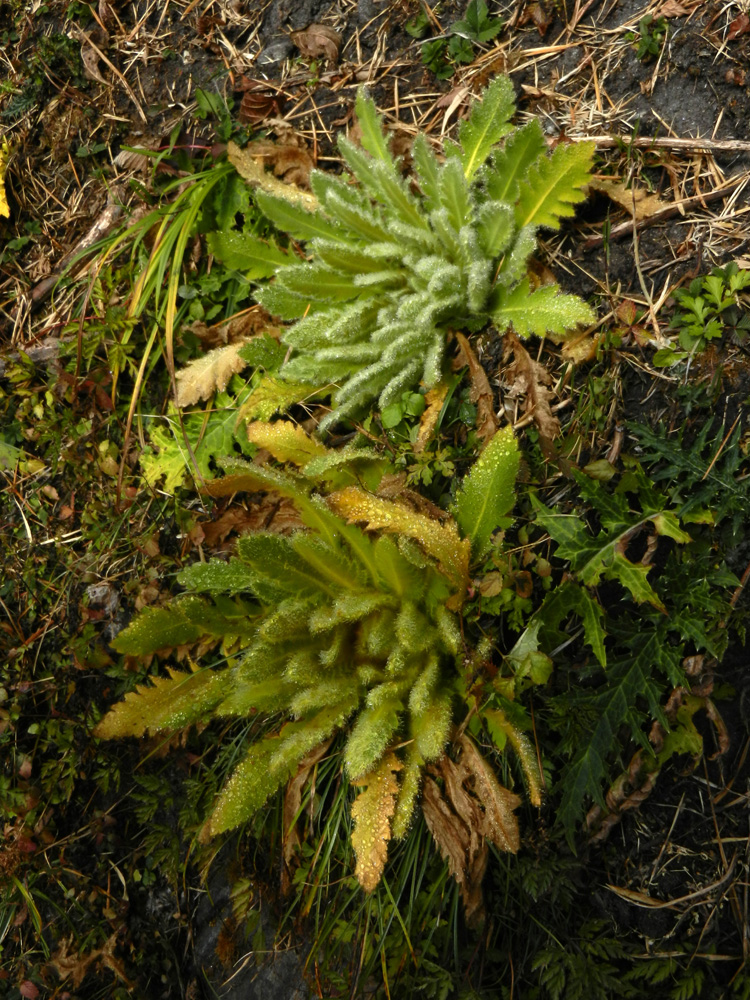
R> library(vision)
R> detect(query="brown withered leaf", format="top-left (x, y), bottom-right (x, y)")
top-left (244, 135), bottom-right (315, 189)
top-left (588, 177), bottom-right (667, 221)
top-left (351, 753), bottom-right (402, 892)
top-left (282, 740), bottom-right (333, 893)
top-left (291, 23), bottom-right (341, 63)
top-left (519, 1), bottom-right (552, 36)
top-left (457, 734), bottom-right (521, 854)
top-left (655, 0), bottom-right (694, 15)
top-left (422, 736), bottom-right (520, 925)
top-left (197, 497), bottom-right (304, 550)
top-left (505, 334), bottom-right (560, 453)
top-left (175, 341), bottom-right (249, 408)
top-left (49, 933), bottom-right (134, 991)
top-left (414, 382), bottom-right (449, 453)
top-left (422, 772), bottom-right (488, 925)
top-left (454, 331), bottom-right (498, 445)
top-left (238, 88), bottom-right (286, 125)
top-left (729, 12), bottom-right (750, 39)
top-left (187, 307), bottom-right (280, 350)
top-left (81, 43), bottom-right (107, 84)
top-left (586, 750), bottom-right (659, 844)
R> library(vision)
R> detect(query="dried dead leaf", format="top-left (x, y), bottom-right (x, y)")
top-left (113, 149), bottom-right (152, 173)
top-left (561, 331), bottom-right (599, 364)
top-left (457, 734), bottom-right (521, 854)
top-left (728, 12), bottom-right (750, 39)
top-left (414, 382), bottom-right (449, 453)
top-left (588, 177), bottom-right (667, 221)
top-left (48, 933), bottom-right (134, 990)
top-left (519, 1), bottom-right (553, 36)
top-left (454, 332), bottom-right (498, 445)
top-left (291, 23), bottom-right (341, 63)
top-left (175, 341), bottom-right (249, 408)
top-left (197, 498), bottom-right (304, 550)
top-left (422, 736), bottom-right (520, 925)
top-left (187, 307), bottom-right (279, 350)
top-left (228, 141), bottom-right (318, 211)
top-left (239, 88), bottom-right (286, 125)
top-left (655, 0), bottom-right (692, 15)
top-left (424, 755), bottom-right (489, 925)
top-left (350, 752), bottom-right (402, 892)
top-left (81, 42), bottom-right (107, 84)
top-left (282, 740), bottom-right (332, 891)
top-left (505, 334), bottom-right (560, 453)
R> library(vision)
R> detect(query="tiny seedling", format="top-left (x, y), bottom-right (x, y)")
top-left (654, 262), bottom-right (750, 367)
top-left (625, 15), bottom-right (668, 62)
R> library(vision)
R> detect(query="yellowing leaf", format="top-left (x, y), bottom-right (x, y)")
top-left (483, 708), bottom-right (544, 807)
top-left (414, 382), bottom-right (449, 454)
top-left (228, 140), bottom-right (318, 213)
top-left (246, 420), bottom-right (328, 466)
top-left (0, 140), bottom-right (10, 218)
top-left (327, 486), bottom-right (470, 602)
top-left (175, 342), bottom-right (249, 407)
top-left (236, 375), bottom-right (323, 422)
top-left (350, 752), bottom-right (402, 892)
top-left (94, 664), bottom-right (224, 738)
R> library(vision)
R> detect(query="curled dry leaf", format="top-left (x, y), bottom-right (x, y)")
top-left (114, 149), bottom-right (152, 172)
top-left (228, 140), bottom-right (318, 211)
top-left (454, 332), bottom-right (498, 445)
top-left (586, 749), bottom-right (659, 844)
top-left (422, 772), bottom-right (488, 925)
top-left (81, 42), bottom-right (107, 84)
top-left (175, 341), bottom-right (249, 407)
top-left (588, 177), bottom-right (667, 221)
top-left (422, 734), bottom-right (520, 925)
top-left (504, 333), bottom-right (560, 452)
top-left (291, 23), bottom-right (342, 64)
top-left (414, 382), bottom-right (449, 453)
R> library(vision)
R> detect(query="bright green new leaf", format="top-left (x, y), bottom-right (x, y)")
top-left (455, 75), bottom-right (515, 180)
top-left (452, 425), bottom-right (520, 560)
top-left (206, 230), bottom-right (290, 277)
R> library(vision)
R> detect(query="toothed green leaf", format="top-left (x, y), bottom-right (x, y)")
top-left (453, 426), bottom-right (520, 560)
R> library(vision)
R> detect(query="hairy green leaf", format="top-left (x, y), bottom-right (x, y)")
top-left (453, 426), bottom-right (520, 560)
